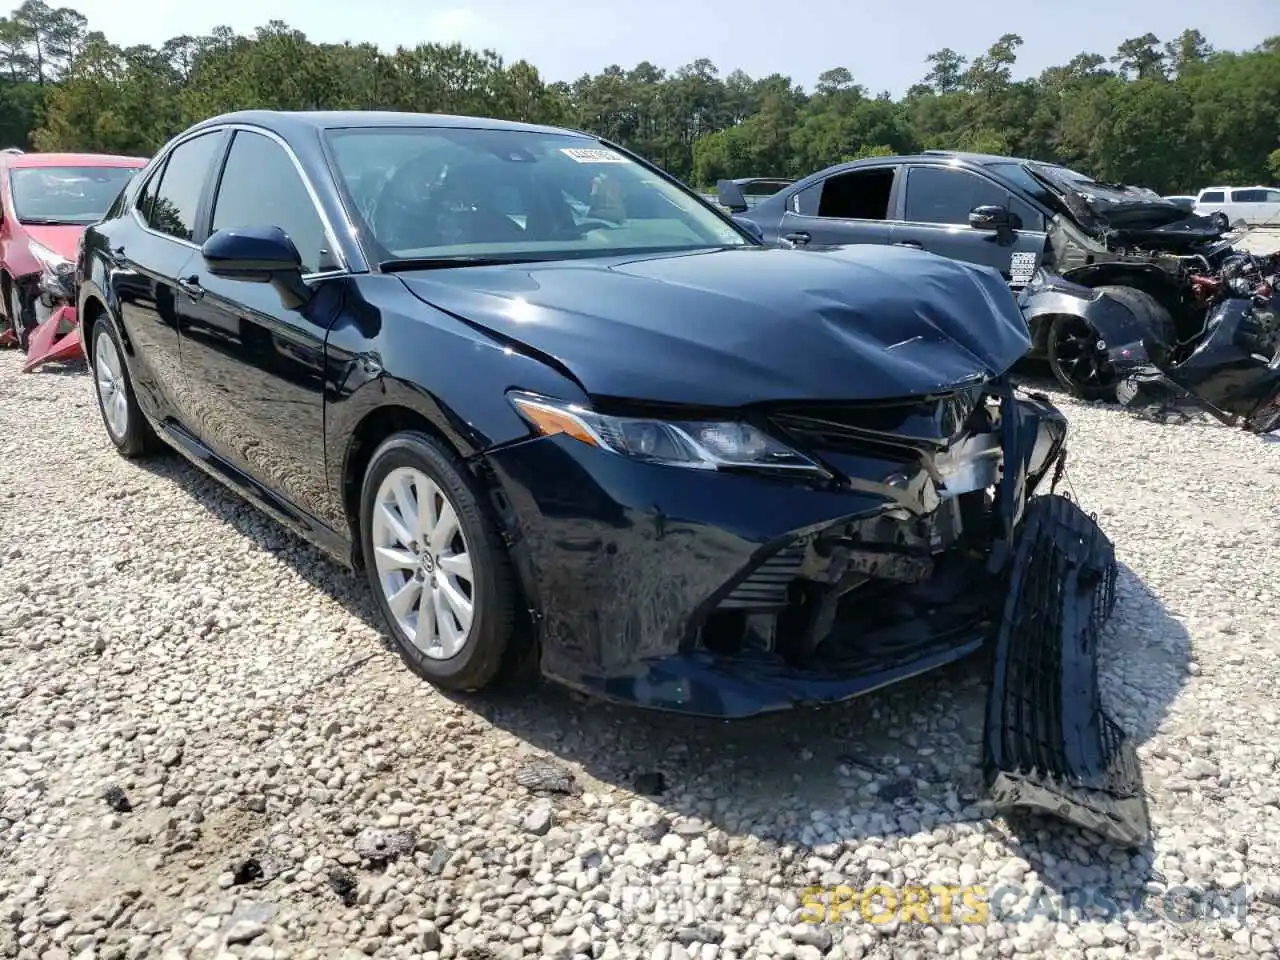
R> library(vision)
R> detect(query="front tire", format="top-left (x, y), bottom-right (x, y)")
top-left (4, 278), bottom-right (31, 351)
top-left (1047, 313), bottom-right (1117, 401)
top-left (359, 431), bottom-right (517, 692)
top-left (91, 318), bottom-right (159, 457)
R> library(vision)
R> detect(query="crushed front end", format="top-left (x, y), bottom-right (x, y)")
top-left (21, 250), bottom-right (82, 372)
top-left (486, 376), bottom-right (1143, 842)
top-left (487, 375), bottom-right (1062, 712)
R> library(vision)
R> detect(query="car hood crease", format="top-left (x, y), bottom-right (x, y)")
top-left (397, 245), bottom-right (1032, 407)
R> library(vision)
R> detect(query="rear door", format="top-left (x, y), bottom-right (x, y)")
top-left (891, 164), bottom-right (1048, 287)
top-left (774, 165), bottom-right (900, 248)
top-left (111, 129), bottom-right (227, 421)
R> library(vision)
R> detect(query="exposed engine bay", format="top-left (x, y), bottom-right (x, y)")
top-left (1112, 249), bottom-right (1280, 432)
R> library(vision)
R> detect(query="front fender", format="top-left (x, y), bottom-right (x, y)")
top-left (1018, 273), bottom-right (1154, 373)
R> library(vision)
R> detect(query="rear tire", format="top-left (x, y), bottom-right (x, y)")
top-left (90, 318), bottom-right (160, 458)
top-left (359, 430), bottom-right (518, 693)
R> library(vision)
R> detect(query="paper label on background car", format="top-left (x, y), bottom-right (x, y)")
top-left (1010, 252), bottom-right (1038, 285)
top-left (561, 148), bottom-right (627, 164)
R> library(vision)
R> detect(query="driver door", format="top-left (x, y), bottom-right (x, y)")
top-left (891, 164), bottom-right (1048, 288)
top-left (175, 128), bottom-right (346, 527)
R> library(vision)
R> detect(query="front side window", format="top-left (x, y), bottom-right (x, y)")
top-left (904, 167), bottom-right (1010, 225)
top-left (211, 130), bottom-right (333, 274)
top-left (1199, 191), bottom-right (1225, 203)
top-left (147, 132), bottom-right (223, 242)
top-left (325, 127), bottom-right (751, 262)
top-left (8, 165), bottom-right (144, 225)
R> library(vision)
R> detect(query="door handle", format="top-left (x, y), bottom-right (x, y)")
top-left (893, 240), bottom-right (923, 249)
top-left (177, 274), bottom-right (204, 301)
top-left (783, 231), bottom-right (811, 246)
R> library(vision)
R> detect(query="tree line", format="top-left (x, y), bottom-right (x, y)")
top-left (0, 1), bottom-right (1276, 194)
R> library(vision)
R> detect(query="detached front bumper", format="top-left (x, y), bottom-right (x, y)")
top-left (23, 304), bottom-right (80, 373)
top-left (22, 266), bottom-right (81, 372)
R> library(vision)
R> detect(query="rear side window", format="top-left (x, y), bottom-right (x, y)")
top-left (1199, 191), bottom-right (1225, 203)
top-left (210, 130), bottom-right (333, 274)
top-left (811, 168), bottom-right (896, 220)
top-left (146, 132), bottom-right (222, 242)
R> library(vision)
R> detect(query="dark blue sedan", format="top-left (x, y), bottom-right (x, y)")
top-left (76, 110), bottom-right (1083, 721)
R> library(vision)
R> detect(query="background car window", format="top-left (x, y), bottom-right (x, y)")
top-left (1199, 191), bottom-right (1225, 203)
top-left (8, 166), bottom-right (141, 225)
top-left (813, 168), bottom-right (895, 220)
top-left (211, 130), bottom-right (331, 274)
top-left (1231, 189), bottom-right (1263, 202)
top-left (904, 167), bottom-right (1009, 225)
top-left (147, 132), bottom-right (222, 242)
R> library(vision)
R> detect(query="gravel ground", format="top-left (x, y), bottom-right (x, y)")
top-left (2, 349), bottom-right (1280, 960)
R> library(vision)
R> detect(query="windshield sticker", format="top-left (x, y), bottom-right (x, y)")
top-left (561, 147), bottom-right (627, 164)
top-left (1010, 251), bottom-right (1038, 285)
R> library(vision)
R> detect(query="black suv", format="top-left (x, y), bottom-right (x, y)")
top-left (721, 151), bottom-right (1228, 398)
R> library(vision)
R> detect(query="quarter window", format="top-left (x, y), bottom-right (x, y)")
top-left (146, 132), bottom-right (223, 242)
top-left (210, 130), bottom-right (333, 274)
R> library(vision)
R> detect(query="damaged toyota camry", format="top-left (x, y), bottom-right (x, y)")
top-left (78, 111), bottom-right (1145, 843)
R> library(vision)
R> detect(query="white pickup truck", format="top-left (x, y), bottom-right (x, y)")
top-left (1193, 185), bottom-right (1280, 227)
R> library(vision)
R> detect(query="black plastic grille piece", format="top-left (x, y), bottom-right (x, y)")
top-left (984, 493), bottom-right (1149, 848)
top-left (717, 543), bottom-right (806, 610)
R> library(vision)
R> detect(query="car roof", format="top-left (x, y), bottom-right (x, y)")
top-left (187, 109), bottom-right (593, 140)
top-left (5, 152), bottom-right (149, 168)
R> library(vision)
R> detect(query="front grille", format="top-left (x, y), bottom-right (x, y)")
top-left (983, 493), bottom-right (1147, 847)
top-left (769, 381), bottom-right (989, 456)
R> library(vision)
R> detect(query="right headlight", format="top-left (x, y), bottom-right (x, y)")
top-left (508, 391), bottom-right (830, 477)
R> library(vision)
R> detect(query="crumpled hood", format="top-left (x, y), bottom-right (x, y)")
top-left (1032, 166), bottom-right (1220, 238)
top-left (397, 245), bottom-right (1032, 407)
top-left (21, 224), bottom-right (84, 261)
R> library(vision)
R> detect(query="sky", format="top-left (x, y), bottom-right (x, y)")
top-left (65, 0), bottom-right (1280, 97)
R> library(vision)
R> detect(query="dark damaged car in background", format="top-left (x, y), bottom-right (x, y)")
top-left (78, 111), bottom-right (1148, 846)
top-left (721, 151), bottom-right (1280, 431)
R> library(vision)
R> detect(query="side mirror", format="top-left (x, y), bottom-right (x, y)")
top-left (201, 225), bottom-right (311, 309)
top-left (968, 204), bottom-right (1012, 231)
top-left (735, 216), bottom-right (764, 242)
top-left (716, 179), bottom-right (748, 214)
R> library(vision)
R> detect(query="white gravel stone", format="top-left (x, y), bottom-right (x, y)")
top-left (2, 351), bottom-right (1279, 959)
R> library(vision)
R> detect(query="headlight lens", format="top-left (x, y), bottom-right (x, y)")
top-left (508, 391), bottom-right (829, 476)
top-left (29, 239), bottom-right (73, 278)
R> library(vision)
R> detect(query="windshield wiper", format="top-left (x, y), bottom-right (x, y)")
top-left (378, 256), bottom-right (539, 273)
top-left (18, 217), bottom-right (82, 225)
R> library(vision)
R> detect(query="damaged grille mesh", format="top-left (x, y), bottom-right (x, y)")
top-left (984, 494), bottom-right (1150, 848)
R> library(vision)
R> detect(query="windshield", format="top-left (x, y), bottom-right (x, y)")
top-left (325, 126), bottom-right (751, 263)
top-left (9, 165), bottom-right (143, 224)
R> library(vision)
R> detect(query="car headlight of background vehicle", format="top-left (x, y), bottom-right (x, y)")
top-left (28, 239), bottom-right (75, 300)
top-left (508, 391), bottom-right (830, 476)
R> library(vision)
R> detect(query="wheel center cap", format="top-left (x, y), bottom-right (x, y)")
top-left (420, 553), bottom-right (435, 574)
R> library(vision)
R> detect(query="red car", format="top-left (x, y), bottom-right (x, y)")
top-left (0, 150), bottom-right (147, 357)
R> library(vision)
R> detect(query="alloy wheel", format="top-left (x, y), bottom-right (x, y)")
top-left (95, 331), bottom-right (129, 440)
top-left (371, 466), bottom-right (476, 659)
top-left (1051, 315), bottom-right (1115, 393)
